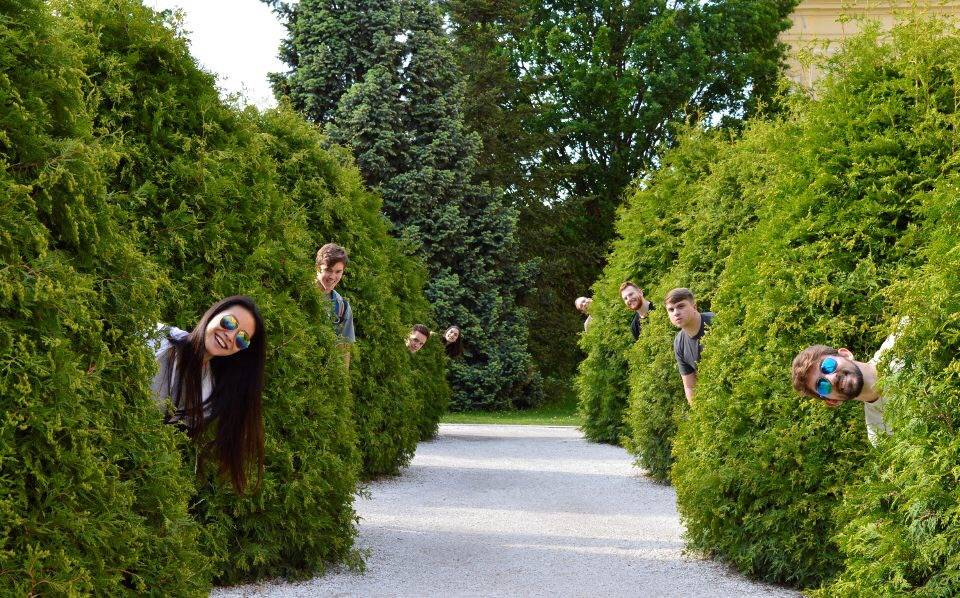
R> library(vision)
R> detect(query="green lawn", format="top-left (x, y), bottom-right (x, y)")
top-left (441, 400), bottom-right (580, 426)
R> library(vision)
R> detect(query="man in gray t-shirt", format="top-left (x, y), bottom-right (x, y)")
top-left (666, 287), bottom-right (713, 405)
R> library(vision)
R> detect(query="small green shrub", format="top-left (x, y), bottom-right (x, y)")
top-left (673, 18), bottom-right (960, 587)
top-left (0, 1), bottom-right (209, 593)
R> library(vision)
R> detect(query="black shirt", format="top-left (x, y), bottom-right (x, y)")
top-left (629, 301), bottom-right (656, 340)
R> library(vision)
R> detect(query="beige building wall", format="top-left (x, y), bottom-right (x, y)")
top-left (781, 1), bottom-right (960, 87)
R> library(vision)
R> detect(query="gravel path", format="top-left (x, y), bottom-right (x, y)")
top-left (215, 424), bottom-right (798, 597)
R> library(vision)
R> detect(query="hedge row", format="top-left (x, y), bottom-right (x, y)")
top-left (581, 15), bottom-right (960, 592)
top-left (1, 0), bottom-right (448, 593)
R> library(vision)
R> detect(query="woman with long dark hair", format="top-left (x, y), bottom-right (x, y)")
top-left (150, 295), bottom-right (266, 494)
top-left (442, 326), bottom-right (464, 359)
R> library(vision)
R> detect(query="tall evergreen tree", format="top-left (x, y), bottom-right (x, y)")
top-left (270, 0), bottom-right (540, 409)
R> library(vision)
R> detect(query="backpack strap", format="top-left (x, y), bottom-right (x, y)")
top-left (331, 290), bottom-right (347, 324)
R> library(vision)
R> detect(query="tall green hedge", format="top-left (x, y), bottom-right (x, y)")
top-left (57, 0), bottom-right (364, 581)
top-left (2, 0), bottom-right (448, 590)
top-left (672, 18), bottom-right (959, 587)
top-left (615, 123), bottom-right (789, 481)
top-left (574, 135), bottom-right (700, 443)
top-left (0, 1), bottom-right (209, 593)
top-left (817, 176), bottom-right (960, 596)
top-left (258, 108), bottom-right (449, 476)
top-left (815, 26), bottom-right (960, 593)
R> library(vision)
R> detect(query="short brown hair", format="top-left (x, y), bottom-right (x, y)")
top-left (411, 324), bottom-right (431, 338)
top-left (791, 345), bottom-right (839, 398)
top-left (665, 287), bottom-right (695, 306)
top-left (316, 243), bottom-right (348, 269)
top-left (619, 281), bottom-right (640, 295)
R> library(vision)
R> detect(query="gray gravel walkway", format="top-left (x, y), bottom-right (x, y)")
top-left (215, 424), bottom-right (798, 597)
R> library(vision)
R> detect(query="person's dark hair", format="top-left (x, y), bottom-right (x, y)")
top-left (443, 326), bottom-right (464, 358)
top-left (166, 295), bottom-right (266, 493)
top-left (665, 287), bottom-right (695, 306)
top-left (316, 242), bottom-right (348, 269)
top-left (411, 324), bottom-right (431, 338)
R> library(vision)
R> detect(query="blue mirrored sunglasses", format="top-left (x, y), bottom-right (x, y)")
top-left (220, 314), bottom-right (251, 351)
top-left (815, 357), bottom-right (838, 398)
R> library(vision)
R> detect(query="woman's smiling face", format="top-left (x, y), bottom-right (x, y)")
top-left (204, 306), bottom-right (257, 358)
top-left (444, 327), bottom-right (460, 343)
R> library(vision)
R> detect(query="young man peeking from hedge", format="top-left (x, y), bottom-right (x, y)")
top-left (667, 288), bottom-right (714, 406)
top-left (407, 324), bottom-right (430, 353)
top-left (792, 326), bottom-right (904, 446)
top-left (620, 281), bottom-right (655, 340)
top-left (316, 243), bottom-right (355, 367)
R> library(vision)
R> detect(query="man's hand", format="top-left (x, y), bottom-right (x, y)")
top-left (822, 398), bottom-right (841, 408)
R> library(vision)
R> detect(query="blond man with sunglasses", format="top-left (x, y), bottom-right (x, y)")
top-left (791, 328), bottom-right (903, 446)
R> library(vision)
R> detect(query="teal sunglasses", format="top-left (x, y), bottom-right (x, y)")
top-left (815, 357), bottom-right (838, 398)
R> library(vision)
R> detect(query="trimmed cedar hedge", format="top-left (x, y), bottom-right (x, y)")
top-left (2, 0), bottom-right (449, 592)
top-left (582, 14), bottom-right (960, 593)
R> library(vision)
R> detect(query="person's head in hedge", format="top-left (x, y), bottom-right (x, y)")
top-left (792, 345), bottom-right (873, 407)
top-left (791, 329), bottom-right (902, 446)
top-left (575, 296), bottom-right (592, 314)
top-left (443, 325), bottom-right (463, 358)
top-left (150, 295), bottom-right (266, 494)
top-left (407, 324), bottom-right (431, 353)
top-left (619, 282), bottom-right (646, 312)
top-left (316, 242), bottom-right (348, 294)
top-left (620, 281), bottom-right (655, 340)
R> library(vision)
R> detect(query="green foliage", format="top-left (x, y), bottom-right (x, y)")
top-left (54, 0), bottom-right (365, 582)
top-left (276, 0), bottom-right (540, 410)
top-left (575, 130), bottom-right (725, 444)
top-left (4, 0), bottom-right (450, 590)
top-left (614, 126), bottom-right (778, 481)
top-left (258, 107), bottom-right (449, 474)
top-left (814, 43), bottom-right (960, 595)
top-left (672, 18), bottom-right (960, 586)
top-left (515, 0), bottom-right (799, 395)
top-left (0, 1), bottom-right (209, 593)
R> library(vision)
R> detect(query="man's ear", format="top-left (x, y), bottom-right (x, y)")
top-left (838, 347), bottom-right (855, 360)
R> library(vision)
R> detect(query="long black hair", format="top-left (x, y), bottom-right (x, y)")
top-left (166, 295), bottom-right (266, 493)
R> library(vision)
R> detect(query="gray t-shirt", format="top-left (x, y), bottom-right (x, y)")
top-left (149, 324), bottom-right (213, 423)
top-left (674, 312), bottom-right (715, 375)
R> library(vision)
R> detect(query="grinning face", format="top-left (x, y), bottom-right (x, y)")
top-left (620, 286), bottom-right (643, 311)
top-left (444, 327), bottom-right (460, 343)
top-left (666, 299), bottom-right (698, 329)
top-left (804, 350), bottom-right (865, 407)
top-left (407, 331), bottom-right (429, 353)
top-left (203, 306), bottom-right (256, 358)
top-left (317, 261), bottom-right (345, 293)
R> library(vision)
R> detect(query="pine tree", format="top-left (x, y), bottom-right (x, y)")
top-left (273, 0), bottom-right (540, 409)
